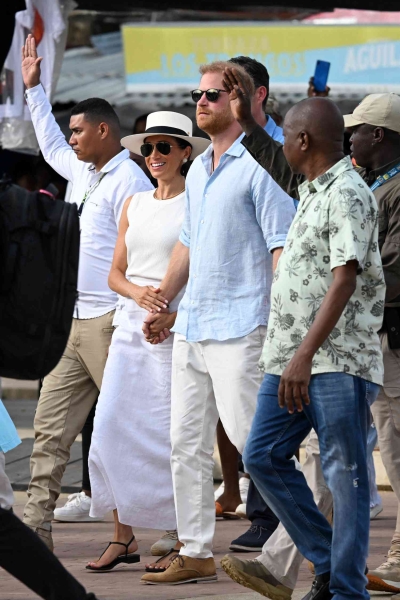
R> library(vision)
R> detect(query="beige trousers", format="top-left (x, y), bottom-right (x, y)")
top-left (0, 452), bottom-right (14, 510)
top-left (371, 332), bottom-right (400, 542)
top-left (23, 311), bottom-right (115, 530)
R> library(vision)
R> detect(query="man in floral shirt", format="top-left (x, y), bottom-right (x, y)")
top-left (240, 97), bottom-right (384, 600)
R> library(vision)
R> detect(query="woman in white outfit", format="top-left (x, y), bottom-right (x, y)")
top-left (86, 112), bottom-right (210, 571)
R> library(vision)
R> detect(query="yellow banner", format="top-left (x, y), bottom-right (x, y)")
top-left (122, 23), bottom-right (400, 90)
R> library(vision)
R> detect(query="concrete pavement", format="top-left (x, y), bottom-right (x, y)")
top-left (1, 491), bottom-right (398, 600)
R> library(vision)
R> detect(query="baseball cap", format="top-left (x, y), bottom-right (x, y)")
top-left (343, 93), bottom-right (400, 133)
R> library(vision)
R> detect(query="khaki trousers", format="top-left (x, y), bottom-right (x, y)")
top-left (23, 311), bottom-right (115, 530)
top-left (371, 332), bottom-right (400, 542)
top-left (0, 452), bottom-right (14, 510)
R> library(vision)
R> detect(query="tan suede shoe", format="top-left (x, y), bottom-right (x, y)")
top-left (141, 554), bottom-right (217, 585)
top-left (221, 555), bottom-right (292, 600)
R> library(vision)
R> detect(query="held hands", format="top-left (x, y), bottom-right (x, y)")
top-left (130, 285), bottom-right (169, 313)
top-left (21, 34), bottom-right (42, 89)
top-left (278, 352), bottom-right (312, 414)
top-left (222, 67), bottom-right (256, 130)
top-left (142, 312), bottom-right (176, 345)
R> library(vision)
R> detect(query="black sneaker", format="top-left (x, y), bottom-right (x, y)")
top-left (229, 525), bottom-right (273, 552)
top-left (302, 573), bottom-right (332, 600)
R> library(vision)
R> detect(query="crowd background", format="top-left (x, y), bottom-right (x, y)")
top-left (3, 4), bottom-right (394, 197)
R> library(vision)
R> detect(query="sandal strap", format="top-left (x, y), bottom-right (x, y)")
top-left (106, 535), bottom-right (136, 558)
top-left (154, 548), bottom-right (177, 564)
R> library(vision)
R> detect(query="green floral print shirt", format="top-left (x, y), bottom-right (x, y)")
top-left (260, 156), bottom-right (385, 385)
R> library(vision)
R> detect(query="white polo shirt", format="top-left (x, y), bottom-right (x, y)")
top-left (26, 84), bottom-right (153, 319)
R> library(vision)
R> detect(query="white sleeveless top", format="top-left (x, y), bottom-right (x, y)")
top-left (125, 189), bottom-right (186, 311)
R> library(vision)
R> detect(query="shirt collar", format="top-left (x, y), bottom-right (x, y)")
top-left (298, 156), bottom-right (352, 196)
top-left (365, 155), bottom-right (400, 186)
top-left (264, 115), bottom-right (277, 137)
top-left (87, 148), bottom-right (129, 174)
top-left (224, 133), bottom-right (246, 157)
top-left (200, 133), bottom-right (245, 169)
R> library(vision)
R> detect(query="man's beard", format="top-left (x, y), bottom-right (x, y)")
top-left (197, 109), bottom-right (235, 136)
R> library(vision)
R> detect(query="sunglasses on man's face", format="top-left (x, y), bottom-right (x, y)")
top-left (140, 141), bottom-right (178, 157)
top-left (191, 88), bottom-right (227, 103)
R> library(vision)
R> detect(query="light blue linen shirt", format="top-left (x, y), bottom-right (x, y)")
top-left (173, 133), bottom-right (296, 342)
top-left (265, 115), bottom-right (284, 144)
top-left (0, 399), bottom-right (20, 453)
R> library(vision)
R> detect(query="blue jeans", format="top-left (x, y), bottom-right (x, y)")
top-left (243, 372), bottom-right (379, 600)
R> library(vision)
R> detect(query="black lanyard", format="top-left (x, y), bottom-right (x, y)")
top-left (78, 172), bottom-right (107, 217)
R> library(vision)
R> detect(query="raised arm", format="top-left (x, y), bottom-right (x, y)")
top-left (22, 34), bottom-right (79, 183)
top-left (222, 67), bottom-right (302, 200)
top-left (108, 196), bottom-right (169, 312)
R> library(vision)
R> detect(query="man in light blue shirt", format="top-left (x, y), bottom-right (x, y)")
top-left (141, 61), bottom-right (295, 586)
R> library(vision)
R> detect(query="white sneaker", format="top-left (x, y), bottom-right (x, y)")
top-left (235, 503), bottom-right (247, 519)
top-left (370, 503), bottom-right (383, 520)
top-left (239, 477), bottom-right (250, 503)
top-left (150, 530), bottom-right (178, 556)
top-left (53, 491), bottom-right (103, 522)
top-left (214, 481), bottom-right (225, 501)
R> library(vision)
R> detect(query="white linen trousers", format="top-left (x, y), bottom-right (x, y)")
top-left (171, 326), bottom-right (267, 558)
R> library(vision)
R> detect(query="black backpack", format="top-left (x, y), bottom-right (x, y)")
top-left (0, 181), bottom-right (79, 379)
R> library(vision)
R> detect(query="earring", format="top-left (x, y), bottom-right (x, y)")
top-left (182, 158), bottom-right (188, 164)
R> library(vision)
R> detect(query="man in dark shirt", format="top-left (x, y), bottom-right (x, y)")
top-left (345, 94), bottom-right (400, 593)
top-left (221, 69), bottom-right (400, 596)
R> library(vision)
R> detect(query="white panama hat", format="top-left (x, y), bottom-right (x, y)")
top-left (121, 111), bottom-right (211, 160)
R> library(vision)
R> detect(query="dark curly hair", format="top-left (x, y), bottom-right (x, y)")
top-left (175, 137), bottom-right (193, 177)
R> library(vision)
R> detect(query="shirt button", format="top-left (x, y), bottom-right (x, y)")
top-left (191, 300), bottom-right (195, 305)
top-left (197, 246), bottom-right (201, 251)
top-left (201, 220), bottom-right (204, 224)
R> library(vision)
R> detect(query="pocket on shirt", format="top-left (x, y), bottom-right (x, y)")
top-left (83, 197), bottom-right (112, 231)
top-left (86, 197), bottom-right (110, 215)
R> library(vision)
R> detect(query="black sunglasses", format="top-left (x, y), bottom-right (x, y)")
top-left (140, 141), bottom-right (178, 158)
top-left (191, 88), bottom-right (227, 103)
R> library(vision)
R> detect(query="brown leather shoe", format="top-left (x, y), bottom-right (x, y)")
top-left (141, 554), bottom-right (217, 585)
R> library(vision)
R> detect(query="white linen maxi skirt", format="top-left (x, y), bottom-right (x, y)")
top-left (89, 300), bottom-right (176, 529)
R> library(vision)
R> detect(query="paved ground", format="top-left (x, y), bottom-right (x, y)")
top-left (1, 491), bottom-right (398, 600)
top-left (1, 393), bottom-right (397, 598)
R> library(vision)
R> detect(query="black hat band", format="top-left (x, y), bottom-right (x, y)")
top-left (145, 125), bottom-right (189, 136)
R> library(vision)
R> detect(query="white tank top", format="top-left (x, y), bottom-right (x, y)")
top-left (125, 189), bottom-right (185, 311)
